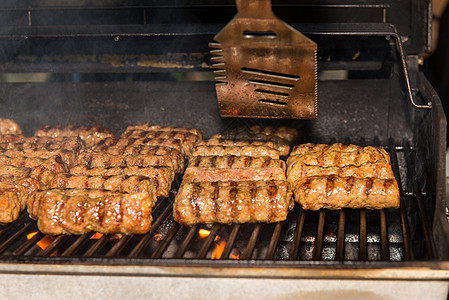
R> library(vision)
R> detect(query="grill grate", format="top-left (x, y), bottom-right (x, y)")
top-left (0, 139), bottom-right (436, 263)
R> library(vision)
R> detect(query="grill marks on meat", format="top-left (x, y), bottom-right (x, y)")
top-left (197, 138), bottom-right (290, 157)
top-left (28, 188), bottom-right (154, 235)
top-left (120, 127), bottom-right (202, 157)
top-left (77, 151), bottom-right (180, 173)
top-left (35, 125), bottom-right (114, 147)
top-left (1, 148), bottom-right (77, 168)
top-left (184, 156), bottom-right (286, 182)
top-left (49, 174), bottom-right (156, 197)
top-left (100, 137), bottom-right (185, 157)
top-left (286, 148), bottom-right (389, 168)
top-left (220, 125), bottom-right (298, 144)
top-left (0, 136), bottom-right (85, 153)
top-left (287, 161), bottom-right (395, 183)
top-left (91, 144), bottom-right (184, 172)
top-left (174, 181), bottom-right (293, 226)
top-left (294, 175), bottom-right (400, 210)
top-left (192, 145), bottom-right (280, 159)
top-left (286, 143), bottom-right (399, 210)
top-left (70, 165), bottom-right (174, 197)
top-left (0, 155), bottom-right (67, 174)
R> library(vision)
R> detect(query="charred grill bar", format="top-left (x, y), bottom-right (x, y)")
top-left (0, 0), bottom-right (448, 299)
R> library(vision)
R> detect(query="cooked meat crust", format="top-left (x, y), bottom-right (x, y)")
top-left (192, 145), bottom-right (280, 159)
top-left (189, 155), bottom-right (284, 169)
top-left (293, 175), bottom-right (400, 210)
top-left (174, 180), bottom-right (293, 226)
top-left (0, 136), bottom-right (85, 153)
top-left (69, 165), bottom-right (174, 197)
top-left (286, 148), bottom-right (389, 168)
top-left (197, 138), bottom-right (290, 156)
top-left (0, 155), bottom-right (67, 174)
top-left (287, 161), bottom-right (395, 183)
top-left (122, 124), bottom-right (201, 137)
top-left (1, 148), bottom-right (77, 168)
top-left (35, 125), bottom-right (114, 147)
top-left (120, 127), bottom-right (202, 156)
top-left (28, 188), bottom-right (154, 235)
top-left (99, 137), bottom-right (185, 157)
top-left (0, 181), bottom-right (28, 223)
top-left (49, 174), bottom-right (156, 197)
top-left (76, 151), bottom-right (179, 172)
top-left (0, 119), bottom-right (22, 135)
top-left (185, 156), bottom-right (286, 182)
top-left (91, 144), bottom-right (184, 172)
top-left (290, 143), bottom-right (389, 158)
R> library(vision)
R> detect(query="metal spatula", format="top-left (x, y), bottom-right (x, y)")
top-left (210, 0), bottom-right (317, 119)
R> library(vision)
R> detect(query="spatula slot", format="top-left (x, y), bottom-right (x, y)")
top-left (242, 68), bottom-right (300, 81)
top-left (258, 99), bottom-right (287, 106)
top-left (243, 30), bottom-right (276, 38)
top-left (255, 89), bottom-right (289, 98)
top-left (248, 79), bottom-right (294, 89)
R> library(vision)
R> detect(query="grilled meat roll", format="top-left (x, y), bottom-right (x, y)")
top-left (0, 155), bottom-right (67, 174)
top-left (0, 136), bottom-right (85, 153)
top-left (293, 175), bottom-right (400, 210)
top-left (28, 188), bottom-right (154, 235)
top-left (77, 151), bottom-right (180, 173)
top-left (197, 138), bottom-right (290, 157)
top-left (174, 180), bottom-right (293, 226)
top-left (120, 125), bottom-right (202, 156)
top-left (35, 125), bottom-right (114, 147)
top-left (91, 144), bottom-right (184, 172)
top-left (99, 137), bottom-right (185, 157)
top-left (286, 148), bottom-right (389, 168)
top-left (1, 148), bottom-right (77, 168)
top-left (69, 165), bottom-right (174, 197)
top-left (0, 181), bottom-right (28, 223)
top-left (185, 155), bottom-right (286, 182)
top-left (287, 161), bottom-right (395, 183)
top-left (0, 118), bottom-right (22, 135)
top-left (220, 125), bottom-right (298, 144)
top-left (192, 145), bottom-right (280, 159)
top-left (49, 174), bottom-right (156, 197)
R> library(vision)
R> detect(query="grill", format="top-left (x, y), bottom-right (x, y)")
top-left (0, 1), bottom-right (448, 299)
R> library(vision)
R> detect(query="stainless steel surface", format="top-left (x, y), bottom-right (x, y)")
top-left (211, 0), bottom-right (317, 118)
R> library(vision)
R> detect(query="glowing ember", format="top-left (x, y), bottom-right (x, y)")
top-left (90, 232), bottom-right (103, 239)
top-left (153, 233), bottom-right (163, 242)
top-left (198, 229), bottom-right (211, 238)
top-left (229, 251), bottom-right (240, 260)
top-left (211, 240), bottom-right (226, 259)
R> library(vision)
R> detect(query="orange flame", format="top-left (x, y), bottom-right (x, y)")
top-left (198, 229), bottom-right (211, 238)
top-left (27, 232), bottom-right (54, 251)
top-left (211, 240), bottom-right (226, 259)
top-left (153, 233), bottom-right (163, 242)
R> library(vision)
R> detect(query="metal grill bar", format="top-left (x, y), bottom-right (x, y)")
top-left (174, 224), bottom-right (199, 258)
top-left (380, 209), bottom-right (390, 261)
top-left (84, 234), bottom-right (110, 257)
top-left (197, 224), bottom-right (220, 259)
top-left (265, 222), bottom-right (283, 259)
top-left (13, 231), bottom-right (43, 256)
top-left (289, 210), bottom-right (306, 260)
top-left (62, 233), bottom-right (93, 257)
top-left (241, 224), bottom-right (262, 260)
top-left (0, 222), bottom-right (31, 255)
top-left (151, 222), bottom-right (181, 259)
top-left (221, 224), bottom-right (240, 259)
top-left (336, 209), bottom-right (346, 261)
top-left (359, 209), bottom-right (367, 261)
top-left (105, 235), bottom-right (131, 257)
top-left (128, 202), bottom-right (173, 257)
top-left (389, 138), bottom-right (414, 260)
top-left (313, 210), bottom-right (326, 260)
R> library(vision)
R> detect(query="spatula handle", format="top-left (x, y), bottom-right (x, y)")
top-left (235, 0), bottom-right (275, 19)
